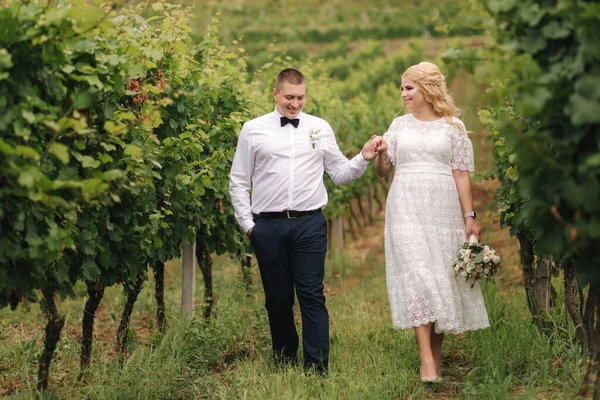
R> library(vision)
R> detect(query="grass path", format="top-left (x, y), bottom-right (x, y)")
top-left (203, 248), bottom-right (441, 399)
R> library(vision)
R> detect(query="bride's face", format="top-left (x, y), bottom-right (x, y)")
top-left (401, 78), bottom-right (426, 112)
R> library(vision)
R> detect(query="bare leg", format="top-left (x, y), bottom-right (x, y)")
top-left (415, 323), bottom-right (436, 379)
top-left (431, 322), bottom-right (444, 376)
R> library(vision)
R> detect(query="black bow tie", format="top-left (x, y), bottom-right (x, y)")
top-left (280, 116), bottom-right (300, 128)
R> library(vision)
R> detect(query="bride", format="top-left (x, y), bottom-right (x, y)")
top-left (372, 61), bottom-right (490, 382)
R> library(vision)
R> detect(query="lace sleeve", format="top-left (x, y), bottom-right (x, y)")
top-left (383, 118), bottom-right (401, 166)
top-left (450, 121), bottom-right (474, 171)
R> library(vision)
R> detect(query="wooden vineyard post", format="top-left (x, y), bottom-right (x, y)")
top-left (181, 242), bottom-right (196, 319)
top-left (333, 217), bottom-right (344, 250)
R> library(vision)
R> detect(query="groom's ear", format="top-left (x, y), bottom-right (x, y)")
top-left (272, 88), bottom-right (277, 98)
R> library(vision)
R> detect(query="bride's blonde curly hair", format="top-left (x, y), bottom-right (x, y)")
top-left (403, 62), bottom-right (465, 132)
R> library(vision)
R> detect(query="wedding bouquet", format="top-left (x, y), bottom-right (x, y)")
top-left (454, 235), bottom-right (501, 287)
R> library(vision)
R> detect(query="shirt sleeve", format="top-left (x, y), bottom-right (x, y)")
top-left (450, 120), bottom-right (474, 171)
top-left (321, 123), bottom-right (369, 186)
top-left (229, 122), bottom-right (256, 233)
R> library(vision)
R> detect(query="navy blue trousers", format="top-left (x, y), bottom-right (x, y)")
top-left (249, 211), bottom-right (329, 373)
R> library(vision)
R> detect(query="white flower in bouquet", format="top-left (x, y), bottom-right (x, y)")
top-left (454, 235), bottom-right (501, 287)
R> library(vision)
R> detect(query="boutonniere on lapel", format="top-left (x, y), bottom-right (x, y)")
top-left (309, 128), bottom-right (322, 149)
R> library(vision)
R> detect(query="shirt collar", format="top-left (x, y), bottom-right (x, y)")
top-left (274, 107), bottom-right (303, 121)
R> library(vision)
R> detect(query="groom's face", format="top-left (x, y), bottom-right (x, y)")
top-left (273, 82), bottom-right (306, 119)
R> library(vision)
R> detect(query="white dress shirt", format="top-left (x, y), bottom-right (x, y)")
top-left (229, 108), bottom-right (369, 233)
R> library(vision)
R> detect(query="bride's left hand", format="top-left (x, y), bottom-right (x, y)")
top-left (465, 218), bottom-right (481, 242)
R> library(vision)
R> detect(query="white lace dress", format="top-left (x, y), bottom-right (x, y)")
top-left (383, 114), bottom-right (489, 334)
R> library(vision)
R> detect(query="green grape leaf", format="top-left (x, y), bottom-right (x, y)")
top-left (48, 142), bottom-right (70, 164)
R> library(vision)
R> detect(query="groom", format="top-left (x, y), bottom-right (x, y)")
top-left (229, 68), bottom-right (377, 375)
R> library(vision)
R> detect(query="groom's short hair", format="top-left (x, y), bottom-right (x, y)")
top-left (275, 68), bottom-right (306, 92)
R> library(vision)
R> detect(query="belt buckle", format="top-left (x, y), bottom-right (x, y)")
top-left (286, 211), bottom-right (297, 219)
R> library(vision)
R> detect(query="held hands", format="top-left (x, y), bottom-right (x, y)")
top-left (362, 135), bottom-right (387, 161)
top-left (372, 135), bottom-right (387, 155)
top-left (361, 135), bottom-right (379, 160)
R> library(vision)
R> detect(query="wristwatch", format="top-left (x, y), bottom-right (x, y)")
top-left (464, 211), bottom-right (477, 219)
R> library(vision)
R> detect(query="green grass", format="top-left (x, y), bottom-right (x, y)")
top-left (0, 220), bottom-right (585, 399)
